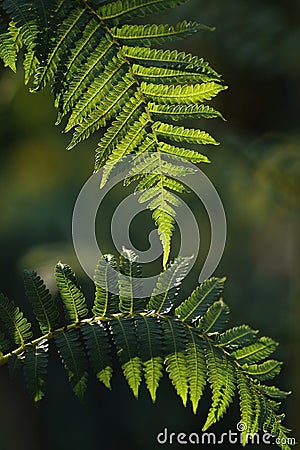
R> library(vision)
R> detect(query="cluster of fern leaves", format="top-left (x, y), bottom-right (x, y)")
top-left (0, 0), bottom-right (226, 266)
top-left (0, 250), bottom-right (292, 448)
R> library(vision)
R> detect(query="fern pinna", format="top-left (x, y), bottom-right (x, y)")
top-left (0, 0), bottom-right (226, 267)
top-left (0, 250), bottom-right (292, 449)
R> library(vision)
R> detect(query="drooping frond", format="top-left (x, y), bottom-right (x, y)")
top-left (110, 317), bottom-right (142, 398)
top-left (136, 315), bottom-right (163, 402)
top-left (162, 318), bottom-right (188, 406)
top-left (0, 0), bottom-right (226, 267)
top-left (55, 329), bottom-right (88, 400)
top-left (23, 340), bottom-right (48, 402)
top-left (0, 255), bottom-right (293, 449)
top-left (82, 322), bottom-right (113, 389)
top-left (203, 341), bottom-right (235, 430)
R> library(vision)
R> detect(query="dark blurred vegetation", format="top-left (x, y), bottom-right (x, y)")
top-left (0, 0), bottom-right (299, 449)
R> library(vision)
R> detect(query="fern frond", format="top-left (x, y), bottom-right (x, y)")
top-left (175, 277), bottom-right (225, 323)
top-left (118, 248), bottom-right (144, 314)
top-left (147, 256), bottom-right (191, 314)
top-left (242, 360), bottom-right (283, 381)
top-left (232, 336), bottom-right (278, 365)
top-left (111, 21), bottom-right (211, 46)
top-left (23, 47), bottom-right (38, 84)
top-left (23, 340), bottom-right (48, 402)
top-left (55, 262), bottom-right (88, 323)
top-left (162, 318), bottom-right (188, 406)
top-left (82, 322), bottom-right (113, 389)
top-left (23, 269), bottom-right (60, 334)
top-left (122, 45), bottom-right (221, 79)
top-left (133, 64), bottom-right (219, 83)
top-left (0, 257), bottom-right (293, 448)
top-left (0, 293), bottom-right (32, 346)
top-left (203, 342), bottom-right (235, 430)
top-left (153, 121), bottom-right (219, 145)
top-left (110, 317), bottom-right (142, 398)
top-left (136, 315), bottom-right (163, 402)
top-left (148, 103), bottom-right (224, 121)
top-left (0, 0), bottom-right (227, 267)
top-left (186, 329), bottom-right (206, 414)
top-left (55, 329), bottom-right (88, 400)
top-left (198, 299), bottom-right (230, 333)
top-left (141, 81), bottom-right (226, 104)
top-left (2, 0), bottom-right (55, 61)
top-left (35, 4), bottom-right (90, 90)
top-left (93, 255), bottom-right (119, 316)
top-left (97, 0), bottom-right (190, 23)
top-left (0, 21), bottom-right (20, 71)
top-left (95, 94), bottom-right (143, 169)
top-left (158, 142), bottom-right (209, 163)
top-left (218, 325), bottom-right (258, 349)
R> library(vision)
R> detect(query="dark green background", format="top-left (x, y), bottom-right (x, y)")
top-left (0, 0), bottom-right (299, 449)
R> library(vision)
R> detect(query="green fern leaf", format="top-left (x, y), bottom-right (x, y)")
top-left (203, 343), bottom-right (235, 430)
top-left (95, 94), bottom-right (143, 169)
top-left (153, 121), bottom-right (219, 145)
top-left (98, 0), bottom-right (190, 23)
top-left (147, 256), bottom-right (191, 314)
top-left (141, 81), bottom-right (226, 104)
top-left (162, 318), bottom-right (188, 406)
top-left (55, 262), bottom-right (88, 323)
top-left (53, 17), bottom-right (104, 106)
top-left (186, 329), bottom-right (206, 414)
top-left (236, 369), bottom-right (256, 444)
top-left (82, 322), bottom-right (113, 389)
top-left (198, 299), bottom-right (230, 333)
top-left (67, 74), bottom-right (135, 149)
top-left (65, 52), bottom-right (127, 130)
top-left (232, 336), bottom-right (278, 365)
top-left (136, 315), bottom-right (163, 402)
top-left (175, 277), bottom-right (225, 323)
top-left (148, 102), bottom-right (224, 121)
top-left (23, 47), bottom-right (38, 85)
top-left (93, 255), bottom-right (119, 317)
top-left (132, 64), bottom-right (219, 83)
top-left (23, 269), bottom-right (60, 334)
top-left (101, 112), bottom-right (150, 185)
top-left (218, 325), bottom-right (258, 349)
top-left (242, 360), bottom-right (283, 381)
top-left (122, 45), bottom-right (221, 79)
top-left (2, 0), bottom-right (55, 61)
top-left (111, 21), bottom-right (211, 46)
top-left (0, 293), bottom-right (32, 346)
top-left (110, 317), bottom-right (142, 398)
top-left (158, 142), bottom-right (209, 163)
top-left (259, 385), bottom-right (291, 400)
top-left (58, 33), bottom-right (115, 123)
top-left (0, 21), bottom-right (20, 72)
top-left (35, 4), bottom-right (90, 90)
top-left (55, 329), bottom-right (88, 400)
top-left (118, 248), bottom-right (144, 314)
top-left (23, 340), bottom-right (48, 403)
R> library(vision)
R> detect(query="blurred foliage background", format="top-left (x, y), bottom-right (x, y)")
top-left (0, 0), bottom-right (299, 449)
